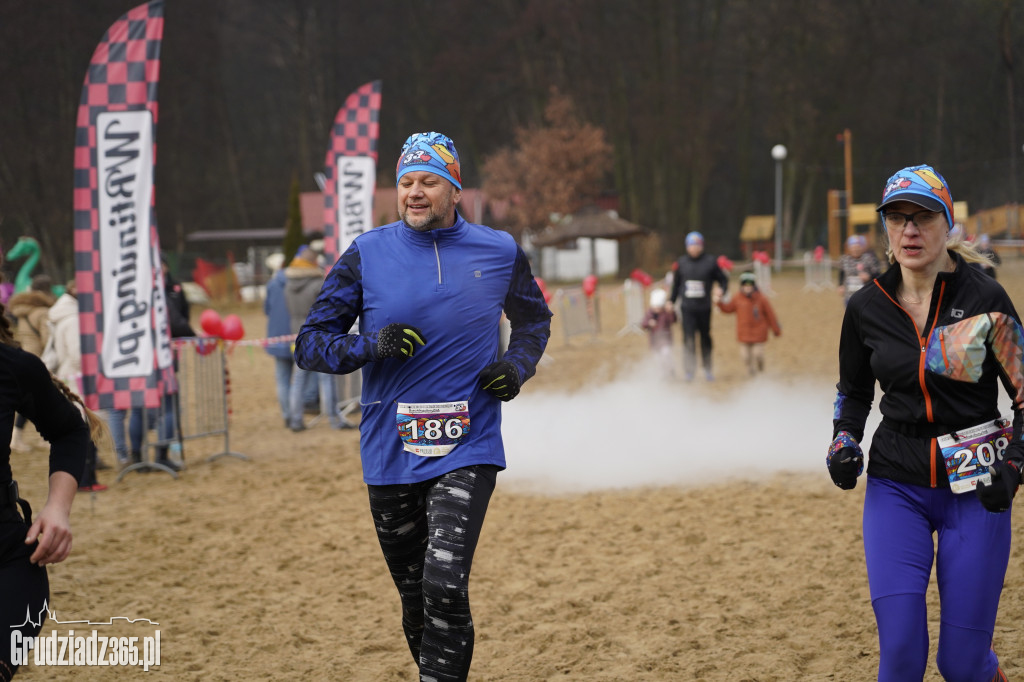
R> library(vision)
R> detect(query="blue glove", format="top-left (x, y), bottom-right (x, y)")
top-left (827, 431), bottom-right (864, 490)
top-left (373, 323), bottom-right (426, 361)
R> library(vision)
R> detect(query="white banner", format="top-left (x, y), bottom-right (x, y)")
top-left (96, 110), bottom-right (157, 378)
top-left (335, 155), bottom-right (376, 256)
top-left (150, 241), bottom-right (172, 371)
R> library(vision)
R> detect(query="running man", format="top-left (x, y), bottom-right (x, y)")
top-left (294, 131), bottom-right (552, 681)
top-left (668, 231), bottom-right (729, 381)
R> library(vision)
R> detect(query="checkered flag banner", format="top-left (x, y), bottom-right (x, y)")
top-left (73, 0), bottom-right (173, 411)
top-left (322, 80), bottom-right (382, 265)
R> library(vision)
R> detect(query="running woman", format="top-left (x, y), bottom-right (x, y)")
top-left (294, 131), bottom-right (552, 681)
top-left (828, 164), bottom-right (1024, 681)
top-left (1, 258), bottom-right (105, 680)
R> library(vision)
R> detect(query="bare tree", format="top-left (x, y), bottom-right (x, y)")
top-left (482, 90), bottom-right (612, 241)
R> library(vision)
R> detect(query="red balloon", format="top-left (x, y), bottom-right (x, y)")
top-left (582, 274), bottom-right (598, 297)
top-left (717, 255), bottom-right (734, 272)
top-left (534, 277), bottom-right (553, 303)
top-left (629, 268), bottom-right (654, 288)
top-left (813, 245), bottom-right (825, 263)
top-left (200, 309), bottom-right (223, 337)
top-left (221, 314), bottom-right (245, 341)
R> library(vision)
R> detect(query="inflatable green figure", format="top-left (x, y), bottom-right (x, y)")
top-left (5, 236), bottom-right (40, 294)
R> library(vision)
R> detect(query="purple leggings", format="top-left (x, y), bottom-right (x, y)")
top-left (863, 476), bottom-right (1010, 681)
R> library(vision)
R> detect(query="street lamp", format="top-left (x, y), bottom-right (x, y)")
top-left (771, 144), bottom-right (788, 272)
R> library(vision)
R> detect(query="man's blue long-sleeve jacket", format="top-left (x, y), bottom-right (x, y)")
top-left (295, 215), bottom-right (552, 484)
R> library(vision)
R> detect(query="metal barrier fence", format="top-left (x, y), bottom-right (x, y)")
top-left (555, 286), bottom-right (599, 344)
top-left (307, 371), bottom-right (362, 429)
top-left (178, 339), bottom-right (248, 462)
top-left (336, 372), bottom-right (362, 423)
top-left (618, 279), bottom-right (646, 337)
top-left (117, 338), bottom-right (248, 481)
top-left (803, 253), bottom-right (834, 291)
top-left (752, 261), bottom-right (774, 295)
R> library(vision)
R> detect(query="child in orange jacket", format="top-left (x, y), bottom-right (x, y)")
top-left (715, 272), bottom-right (781, 375)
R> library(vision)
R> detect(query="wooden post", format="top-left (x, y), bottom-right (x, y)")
top-left (828, 190), bottom-right (842, 261)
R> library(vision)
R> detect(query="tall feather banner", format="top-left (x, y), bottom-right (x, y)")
top-left (73, 0), bottom-right (171, 410)
top-left (322, 80), bottom-right (382, 266)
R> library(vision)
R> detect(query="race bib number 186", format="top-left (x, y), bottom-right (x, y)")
top-left (396, 400), bottom-right (470, 457)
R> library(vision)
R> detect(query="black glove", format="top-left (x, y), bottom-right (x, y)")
top-left (478, 361), bottom-right (522, 401)
top-left (374, 323), bottom-right (426, 361)
top-left (976, 459), bottom-right (1022, 513)
top-left (827, 431), bottom-right (864, 490)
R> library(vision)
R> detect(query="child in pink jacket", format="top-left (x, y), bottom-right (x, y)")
top-left (642, 288), bottom-right (677, 377)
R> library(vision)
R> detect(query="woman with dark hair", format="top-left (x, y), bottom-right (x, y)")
top-left (0, 259), bottom-right (106, 680)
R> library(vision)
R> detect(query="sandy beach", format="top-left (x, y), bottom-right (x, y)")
top-left (10, 261), bottom-right (1024, 681)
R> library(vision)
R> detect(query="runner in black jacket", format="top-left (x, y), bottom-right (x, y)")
top-left (1, 260), bottom-right (105, 681)
top-left (668, 231), bottom-right (728, 381)
top-left (828, 164), bottom-right (1024, 682)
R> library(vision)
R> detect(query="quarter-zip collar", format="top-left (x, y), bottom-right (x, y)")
top-left (398, 211), bottom-right (469, 246)
top-left (397, 211), bottom-right (469, 288)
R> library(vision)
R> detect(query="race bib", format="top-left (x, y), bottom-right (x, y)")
top-left (844, 276), bottom-right (863, 293)
top-left (684, 280), bottom-right (705, 298)
top-left (938, 417), bottom-right (1013, 494)
top-left (396, 400), bottom-right (470, 457)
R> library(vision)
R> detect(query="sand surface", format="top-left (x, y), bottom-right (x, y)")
top-left (10, 261), bottom-right (1024, 681)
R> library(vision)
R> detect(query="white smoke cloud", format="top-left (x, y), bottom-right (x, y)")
top-left (500, 360), bottom-right (883, 493)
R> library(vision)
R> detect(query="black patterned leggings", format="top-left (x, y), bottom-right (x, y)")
top-left (1, 507), bottom-right (49, 682)
top-left (367, 465), bottom-right (498, 682)
top-left (681, 308), bottom-right (713, 375)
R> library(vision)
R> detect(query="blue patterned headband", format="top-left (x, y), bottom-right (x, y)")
top-left (396, 132), bottom-right (462, 189)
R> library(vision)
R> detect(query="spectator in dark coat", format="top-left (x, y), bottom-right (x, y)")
top-left (283, 246), bottom-right (343, 431)
top-left (264, 254), bottom-right (315, 427)
top-left (668, 231), bottom-right (729, 381)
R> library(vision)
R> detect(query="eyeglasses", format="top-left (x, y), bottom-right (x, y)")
top-left (882, 209), bottom-right (942, 229)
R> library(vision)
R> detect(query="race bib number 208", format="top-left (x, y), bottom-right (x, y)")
top-left (938, 417), bottom-right (1013, 494)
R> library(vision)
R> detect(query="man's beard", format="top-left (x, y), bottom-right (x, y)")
top-left (403, 209), bottom-right (446, 232)
top-left (401, 191), bottom-right (455, 232)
